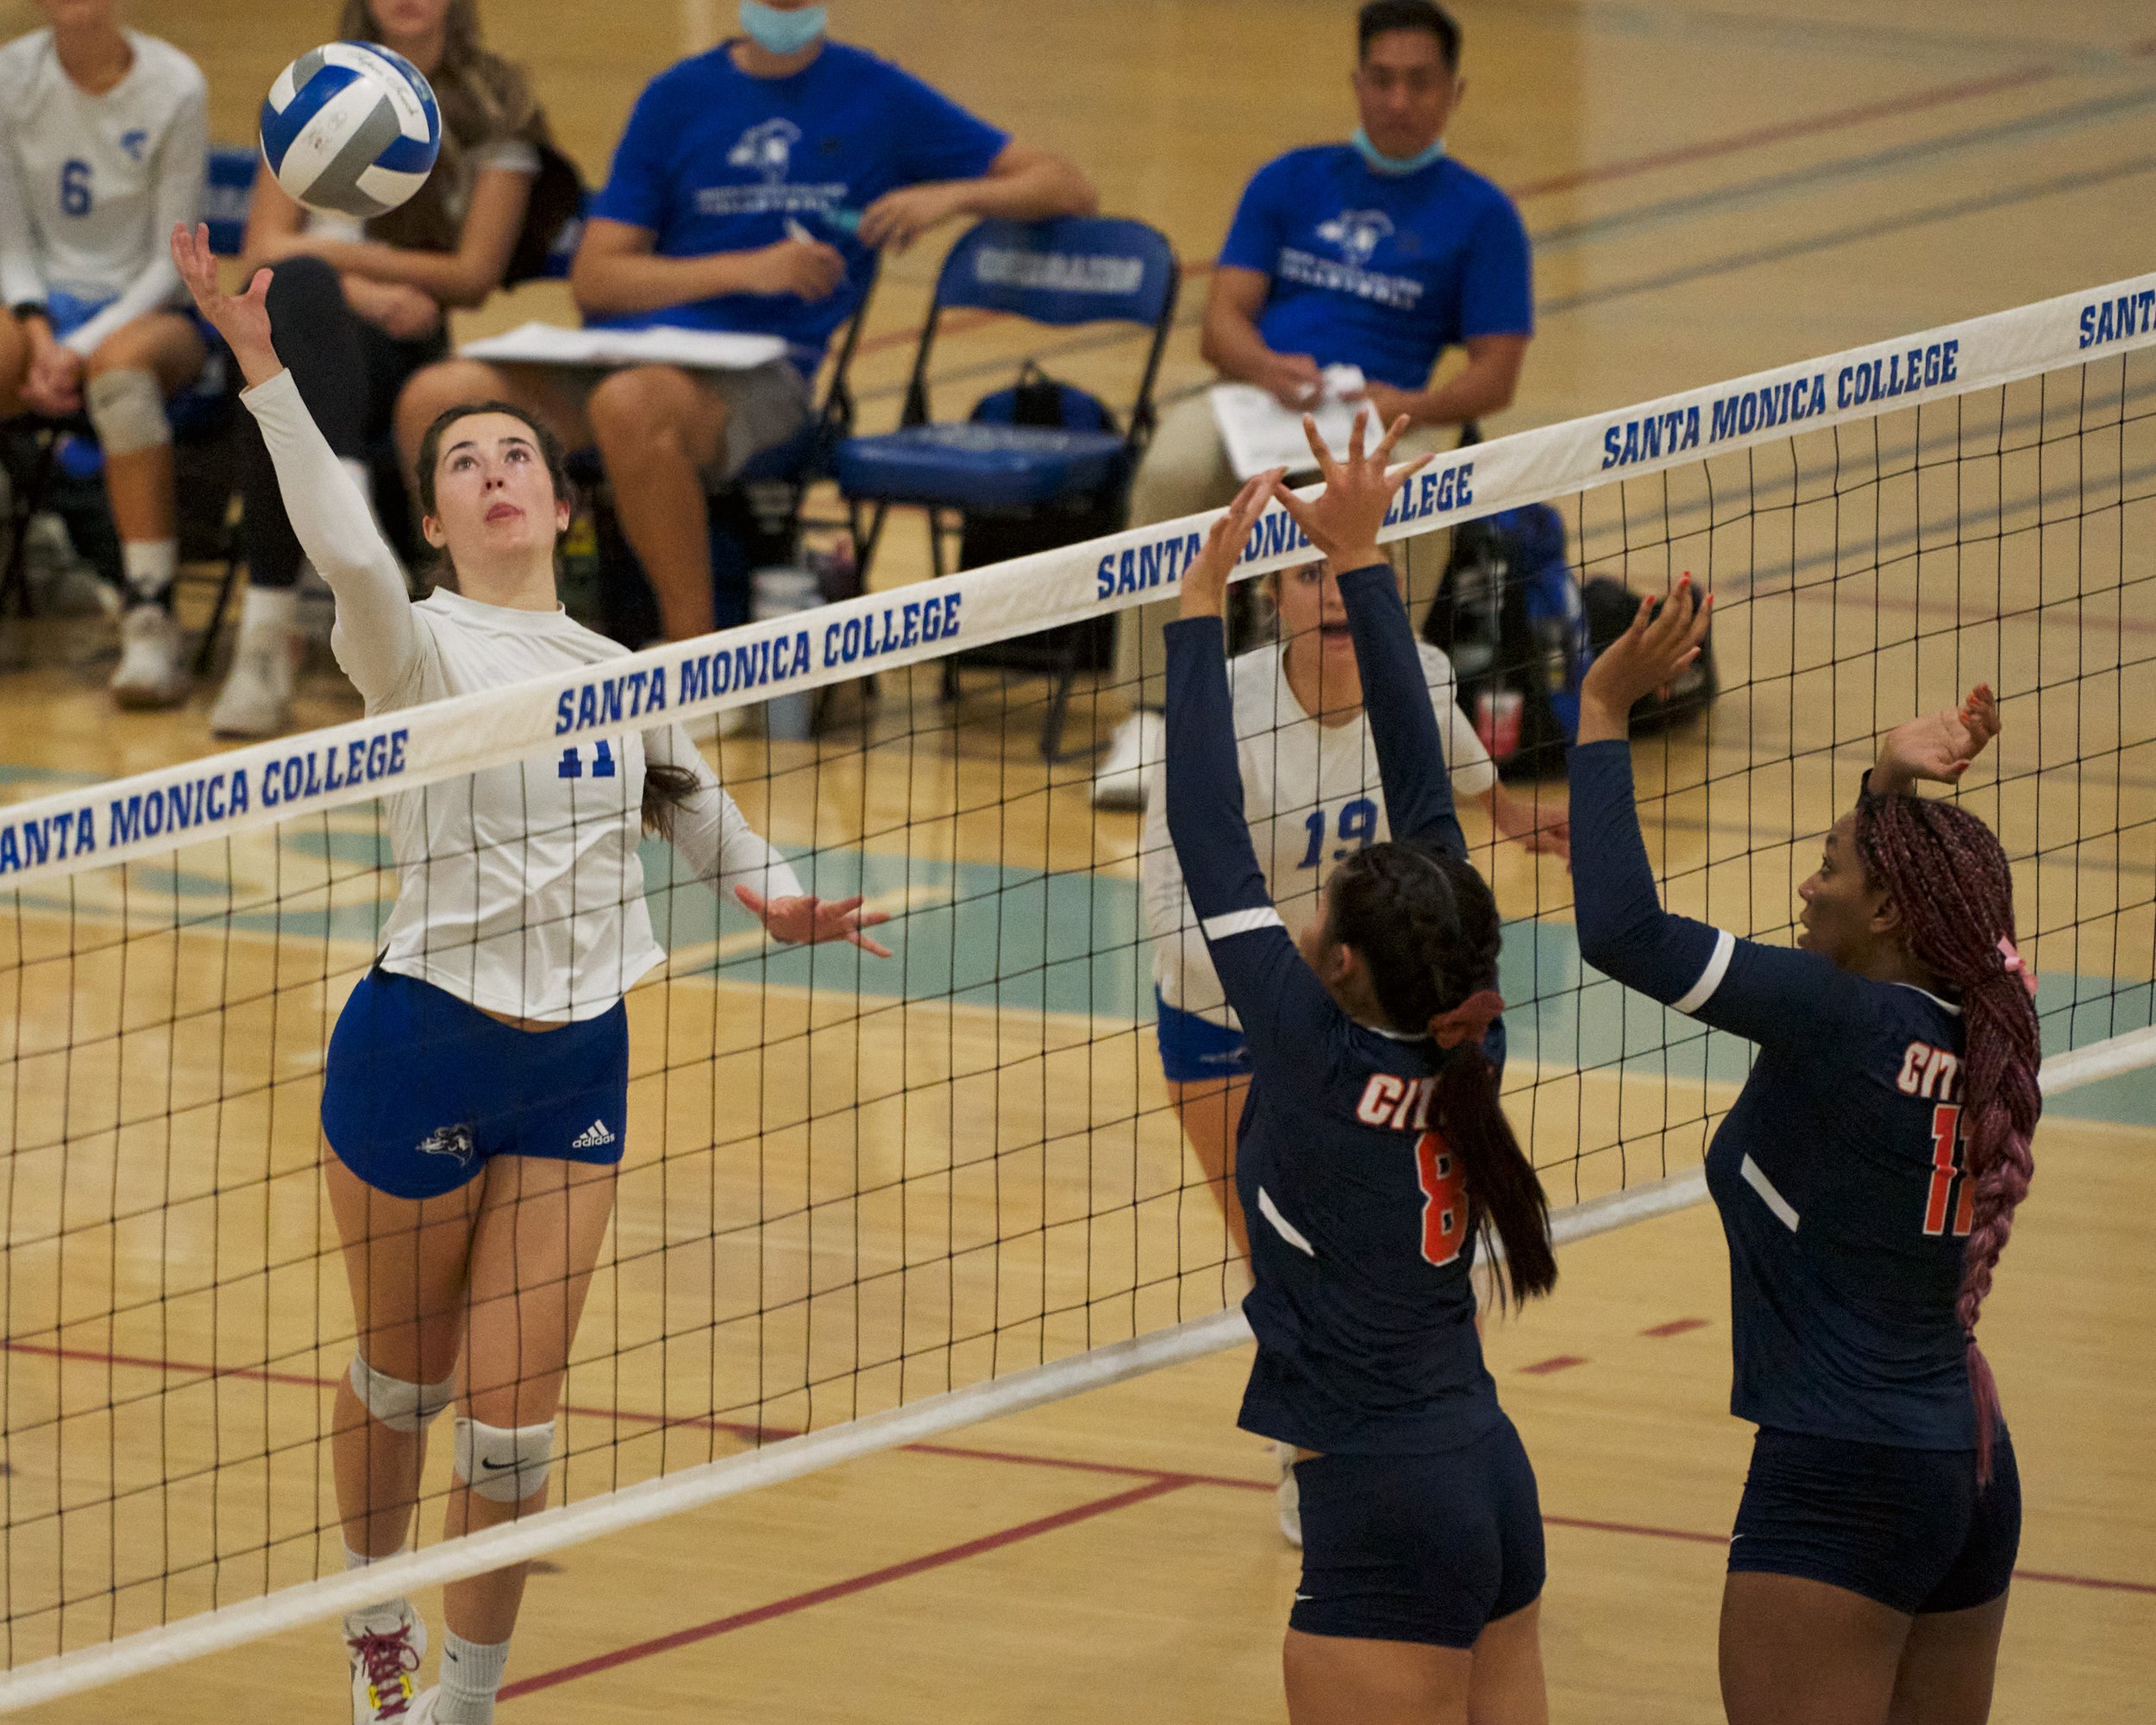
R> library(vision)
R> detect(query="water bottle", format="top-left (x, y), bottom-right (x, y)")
top-left (751, 566), bottom-right (821, 741)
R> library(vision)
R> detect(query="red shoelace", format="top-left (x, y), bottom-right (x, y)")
top-left (348, 1624), bottom-right (422, 1720)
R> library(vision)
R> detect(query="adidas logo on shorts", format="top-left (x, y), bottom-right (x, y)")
top-left (569, 1119), bottom-right (616, 1151)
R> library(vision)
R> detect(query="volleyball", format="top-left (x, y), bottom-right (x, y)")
top-left (258, 41), bottom-right (441, 219)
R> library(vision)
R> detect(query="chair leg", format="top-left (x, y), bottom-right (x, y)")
top-left (0, 431), bottom-right (61, 620)
top-left (924, 507), bottom-right (947, 580)
top-left (1038, 643), bottom-right (1080, 763)
top-left (853, 500), bottom-right (890, 586)
top-left (193, 545), bottom-right (246, 677)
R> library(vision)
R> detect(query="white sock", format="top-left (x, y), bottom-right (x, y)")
top-left (239, 583), bottom-right (298, 637)
top-left (121, 538), bottom-right (177, 605)
top-left (342, 1542), bottom-right (412, 1631)
top-left (436, 1630), bottom-right (509, 1725)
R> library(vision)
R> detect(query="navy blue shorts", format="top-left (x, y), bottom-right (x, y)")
top-left (1153, 992), bottom-right (1251, 1084)
top-left (1730, 1427), bottom-right (2021, 1615)
top-left (1291, 1417), bottom-right (1545, 1648)
top-left (321, 968), bottom-right (629, 1201)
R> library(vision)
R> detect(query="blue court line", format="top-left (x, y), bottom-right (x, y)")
top-left (84, 827), bottom-right (2145, 1129)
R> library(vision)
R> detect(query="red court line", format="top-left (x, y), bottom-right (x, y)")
top-left (498, 1474), bottom-right (1189, 1698)
top-left (1520, 1354), bottom-right (1589, 1375)
top-left (1507, 66), bottom-right (2053, 199)
top-left (1641, 1317), bottom-right (1711, 1338)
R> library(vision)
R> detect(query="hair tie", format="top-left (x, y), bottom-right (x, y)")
top-left (1996, 936), bottom-right (2039, 999)
top-left (1430, 989), bottom-right (1505, 1050)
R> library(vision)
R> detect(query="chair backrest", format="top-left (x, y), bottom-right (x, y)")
top-left (932, 216), bottom-right (1176, 329)
top-left (204, 145), bottom-right (260, 257)
top-left (902, 216), bottom-right (1181, 446)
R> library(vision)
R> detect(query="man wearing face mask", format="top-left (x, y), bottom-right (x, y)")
top-left (400, 0), bottom-right (1094, 643)
top-left (1094, 0), bottom-right (1532, 810)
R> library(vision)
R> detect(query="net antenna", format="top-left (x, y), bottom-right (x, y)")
top-left (3, 273), bottom-right (2153, 1709)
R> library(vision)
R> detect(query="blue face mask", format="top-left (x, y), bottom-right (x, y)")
top-left (1351, 126), bottom-right (1446, 176)
top-left (739, 1), bottom-right (827, 55)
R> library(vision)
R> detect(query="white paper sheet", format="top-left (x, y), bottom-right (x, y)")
top-left (1209, 365), bottom-right (1378, 480)
top-left (458, 321), bottom-right (790, 373)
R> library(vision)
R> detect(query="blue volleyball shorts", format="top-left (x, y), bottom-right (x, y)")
top-left (1729, 1426), bottom-right (2021, 1615)
top-left (321, 967), bottom-right (629, 1201)
top-left (1291, 1416), bottom-right (1546, 1647)
top-left (1153, 991), bottom-right (1252, 1084)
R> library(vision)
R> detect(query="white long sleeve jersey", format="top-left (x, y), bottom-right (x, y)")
top-left (243, 370), bottom-right (802, 1023)
top-left (1139, 641), bottom-right (1498, 1026)
top-left (0, 28), bottom-right (206, 354)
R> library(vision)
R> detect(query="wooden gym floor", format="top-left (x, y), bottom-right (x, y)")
top-left (2, 0), bottom-right (2153, 1719)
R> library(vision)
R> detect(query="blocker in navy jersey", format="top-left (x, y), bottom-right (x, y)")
top-left (1570, 741), bottom-right (1992, 1451)
top-left (1163, 560), bottom-right (1540, 1644)
top-left (322, 967), bottom-right (628, 1201)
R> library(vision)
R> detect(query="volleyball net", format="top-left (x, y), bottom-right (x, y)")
top-left (2, 273), bottom-right (2153, 1705)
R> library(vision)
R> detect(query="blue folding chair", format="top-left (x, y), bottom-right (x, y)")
top-left (1, 144), bottom-right (256, 662)
top-left (834, 216), bottom-right (1179, 584)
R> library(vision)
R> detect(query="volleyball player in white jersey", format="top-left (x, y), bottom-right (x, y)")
top-left (1140, 551), bottom-right (1564, 1543)
top-left (175, 223), bottom-right (890, 1725)
top-left (0, 0), bottom-right (207, 705)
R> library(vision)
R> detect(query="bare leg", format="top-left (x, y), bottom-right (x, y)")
top-left (1283, 1628), bottom-right (1474, 1725)
top-left (0, 312), bottom-right (31, 413)
top-left (323, 1154), bottom-right (483, 1559)
top-left (441, 1153), bottom-right (619, 1645)
top-left (82, 312), bottom-right (204, 550)
top-left (586, 364), bottom-right (728, 641)
top-left (393, 358), bottom-right (589, 486)
top-left (1168, 1073), bottom-right (1251, 1262)
top-left (1467, 1598), bottom-right (1549, 1725)
top-left (1720, 1571), bottom-right (1910, 1725)
top-left (1886, 1594), bottom-right (2009, 1725)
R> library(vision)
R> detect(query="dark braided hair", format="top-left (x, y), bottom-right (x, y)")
top-left (1854, 793), bottom-right (2040, 1481)
top-left (1326, 841), bottom-right (1557, 1305)
top-left (414, 400), bottom-right (699, 837)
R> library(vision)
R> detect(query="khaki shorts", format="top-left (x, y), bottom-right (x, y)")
top-left (546, 357), bottom-right (813, 484)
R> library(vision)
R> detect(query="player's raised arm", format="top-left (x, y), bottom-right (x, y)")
top-left (1163, 472), bottom-right (1340, 1064)
top-left (171, 223), bottom-right (420, 704)
top-left (1269, 412), bottom-right (1464, 860)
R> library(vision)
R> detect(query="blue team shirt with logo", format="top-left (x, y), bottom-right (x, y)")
top-left (1217, 146), bottom-right (1532, 389)
top-left (590, 41), bottom-right (1009, 367)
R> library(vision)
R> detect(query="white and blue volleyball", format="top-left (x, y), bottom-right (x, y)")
top-left (260, 43), bottom-right (441, 219)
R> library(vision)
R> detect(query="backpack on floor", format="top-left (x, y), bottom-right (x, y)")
top-left (1423, 504), bottom-right (1715, 778)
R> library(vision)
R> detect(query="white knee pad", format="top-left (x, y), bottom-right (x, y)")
top-left (84, 367), bottom-right (171, 456)
top-left (454, 1416), bottom-right (555, 1504)
top-left (349, 1354), bottom-right (456, 1434)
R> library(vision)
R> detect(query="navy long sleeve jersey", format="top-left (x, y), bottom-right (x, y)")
top-left (1163, 563), bottom-right (1506, 1456)
top-left (1569, 739), bottom-right (1993, 1450)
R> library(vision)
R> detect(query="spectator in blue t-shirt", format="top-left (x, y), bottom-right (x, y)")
top-left (401, 1), bottom-right (1094, 642)
top-left (1094, 0), bottom-right (1532, 809)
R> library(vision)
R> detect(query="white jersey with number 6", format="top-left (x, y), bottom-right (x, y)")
top-left (0, 27), bottom-right (207, 354)
top-left (1141, 641), bottom-right (1498, 1026)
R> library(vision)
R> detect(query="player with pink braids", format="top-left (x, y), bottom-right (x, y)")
top-left (1570, 578), bottom-right (2038, 1725)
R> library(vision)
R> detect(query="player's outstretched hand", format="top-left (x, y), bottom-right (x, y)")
top-left (1576, 574), bottom-right (1712, 745)
top-left (1869, 684), bottom-right (2000, 794)
top-left (1492, 784), bottom-right (1571, 858)
top-left (735, 886), bottom-right (894, 957)
top-left (170, 223), bottom-right (281, 387)
top-left (1267, 409), bottom-right (1432, 574)
top-left (1178, 469), bottom-right (1282, 620)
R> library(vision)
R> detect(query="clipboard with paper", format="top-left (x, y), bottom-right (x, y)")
top-left (1209, 365), bottom-right (1380, 480)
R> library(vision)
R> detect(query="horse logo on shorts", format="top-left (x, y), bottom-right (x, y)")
top-left (417, 1123), bottom-right (475, 1167)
